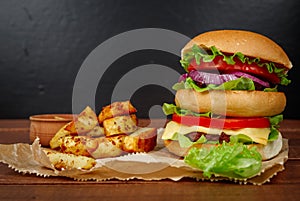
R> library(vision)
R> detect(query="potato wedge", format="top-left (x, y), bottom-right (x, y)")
top-left (60, 135), bottom-right (125, 159)
top-left (123, 127), bottom-right (157, 153)
top-left (86, 125), bottom-right (105, 138)
top-left (44, 149), bottom-right (96, 170)
top-left (49, 122), bottom-right (72, 149)
top-left (87, 137), bottom-right (124, 159)
top-left (65, 106), bottom-right (98, 135)
top-left (61, 136), bottom-right (91, 157)
top-left (98, 101), bottom-right (137, 124)
top-left (103, 114), bottom-right (138, 137)
top-left (107, 134), bottom-right (126, 150)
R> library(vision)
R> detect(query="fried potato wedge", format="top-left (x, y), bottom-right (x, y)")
top-left (86, 125), bottom-right (105, 138)
top-left (123, 127), bottom-right (157, 153)
top-left (49, 122), bottom-right (72, 149)
top-left (103, 114), bottom-right (138, 137)
top-left (58, 128), bottom-right (157, 159)
top-left (87, 137), bottom-right (124, 159)
top-left (60, 136), bottom-right (124, 159)
top-left (61, 136), bottom-right (91, 157)
top-left (43, 149), bottom-right (96, 170)
top-left (65, 106), bottom-right (98, 135)
top-left (98, 101), bottom-right (137, 124)
top-left (48, 102), bottom-right (157, 160)
top-left (107, 134), bottom-right (126, 150)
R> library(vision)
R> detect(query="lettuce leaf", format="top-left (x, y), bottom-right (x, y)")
top-left (173, 77), bottom-right (255, 92)
top-left (171, 133), bottom-right (207, 148)
top-left (184, 142), bottom-right (262, 179)
top-left (230, 134), bottom-right (253, 144)
top-left (162, 103), bottom-right (211, 117)
top-left (268, 114), bottom-right (283, 141)
top-left (180, 45), bottom-right (290, 86)
top-left (263, 86), bottom-right (278, 92)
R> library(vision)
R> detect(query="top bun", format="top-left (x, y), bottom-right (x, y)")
top-left (182, 30), bottom-right (292, 69)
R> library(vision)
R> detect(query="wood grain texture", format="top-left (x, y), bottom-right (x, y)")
top-left (0, 119), bottom-right (299, 201)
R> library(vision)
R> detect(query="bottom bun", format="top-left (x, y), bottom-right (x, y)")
top-left (163, 140), bottom-right (211, 158)
top-left (164, 132), bottom-right (283, 161)
top-left (248, 132), bottom-right (282, 160)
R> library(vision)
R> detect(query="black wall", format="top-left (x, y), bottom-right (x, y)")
top-left (0, 0), bottom-right (299, 119)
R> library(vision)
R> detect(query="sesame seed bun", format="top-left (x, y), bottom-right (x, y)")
top-left (182, 30), bottom-right (292, 69)
top-left (175, 89), bottom-right (286, 117)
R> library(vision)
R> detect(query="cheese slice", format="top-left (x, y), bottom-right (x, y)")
top-left (162, 121), bottom-right (270, 145)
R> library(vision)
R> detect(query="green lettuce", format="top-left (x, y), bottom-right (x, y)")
top-left (229, 115), bottom-right (283, 143)
top-left (170, 132), bottom-right (207, 148)
top-left (268, 114), bottom-right (283, 141)
top-left (230, 134), bottom-right (253, 144)
top-left (162, 103), bottom-right (211, 117)
top-left (263, 86), bottom-right (278, 92)
top-left (173, 77), bottom-right (256, 92)
top-left (180, 45), bottom-right (290, 86)
top-left (184, 142), bottom-right (262, 179)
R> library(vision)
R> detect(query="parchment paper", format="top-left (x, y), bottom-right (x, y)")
top-left (0, 129), bottom-right (288, 185)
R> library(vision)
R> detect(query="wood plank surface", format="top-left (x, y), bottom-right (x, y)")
top-left (0, 119), bottom-right (299, 201)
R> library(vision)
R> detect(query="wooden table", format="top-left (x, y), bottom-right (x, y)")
top-left (0, 119), bottom-right (299, 201)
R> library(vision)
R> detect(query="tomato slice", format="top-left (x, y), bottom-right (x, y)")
top-left (172, 114), bottom-right (270, 129)
top-left (187, 56), bottom-right (281, 84)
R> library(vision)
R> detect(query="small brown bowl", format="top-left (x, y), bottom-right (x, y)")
top-left (29, 114), bottom-right (74, 146)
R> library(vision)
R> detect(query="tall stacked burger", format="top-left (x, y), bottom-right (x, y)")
top-left (162, 30), bottom-right (292, 179)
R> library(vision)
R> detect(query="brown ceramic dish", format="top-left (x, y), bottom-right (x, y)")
top-left (29, 114), bottom-right (74, 146)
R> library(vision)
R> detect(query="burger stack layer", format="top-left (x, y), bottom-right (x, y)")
top-left (162, 30), bottom-right (292, 179)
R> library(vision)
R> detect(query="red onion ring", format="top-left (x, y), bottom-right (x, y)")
top-left (231, 71), bottom-right (270, 88)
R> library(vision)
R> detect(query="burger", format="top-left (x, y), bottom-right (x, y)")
top-left (162, 30), bottom-right (292, 178)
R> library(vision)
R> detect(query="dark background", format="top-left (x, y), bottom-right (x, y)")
top-left (0, 0), bottom-right (299, 119)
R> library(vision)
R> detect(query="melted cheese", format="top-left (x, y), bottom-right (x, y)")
top-left (162, 121), bottom-right (270, 145)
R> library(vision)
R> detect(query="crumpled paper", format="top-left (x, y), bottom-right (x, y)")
top-left (0, 130), bottom-right (288, 185)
